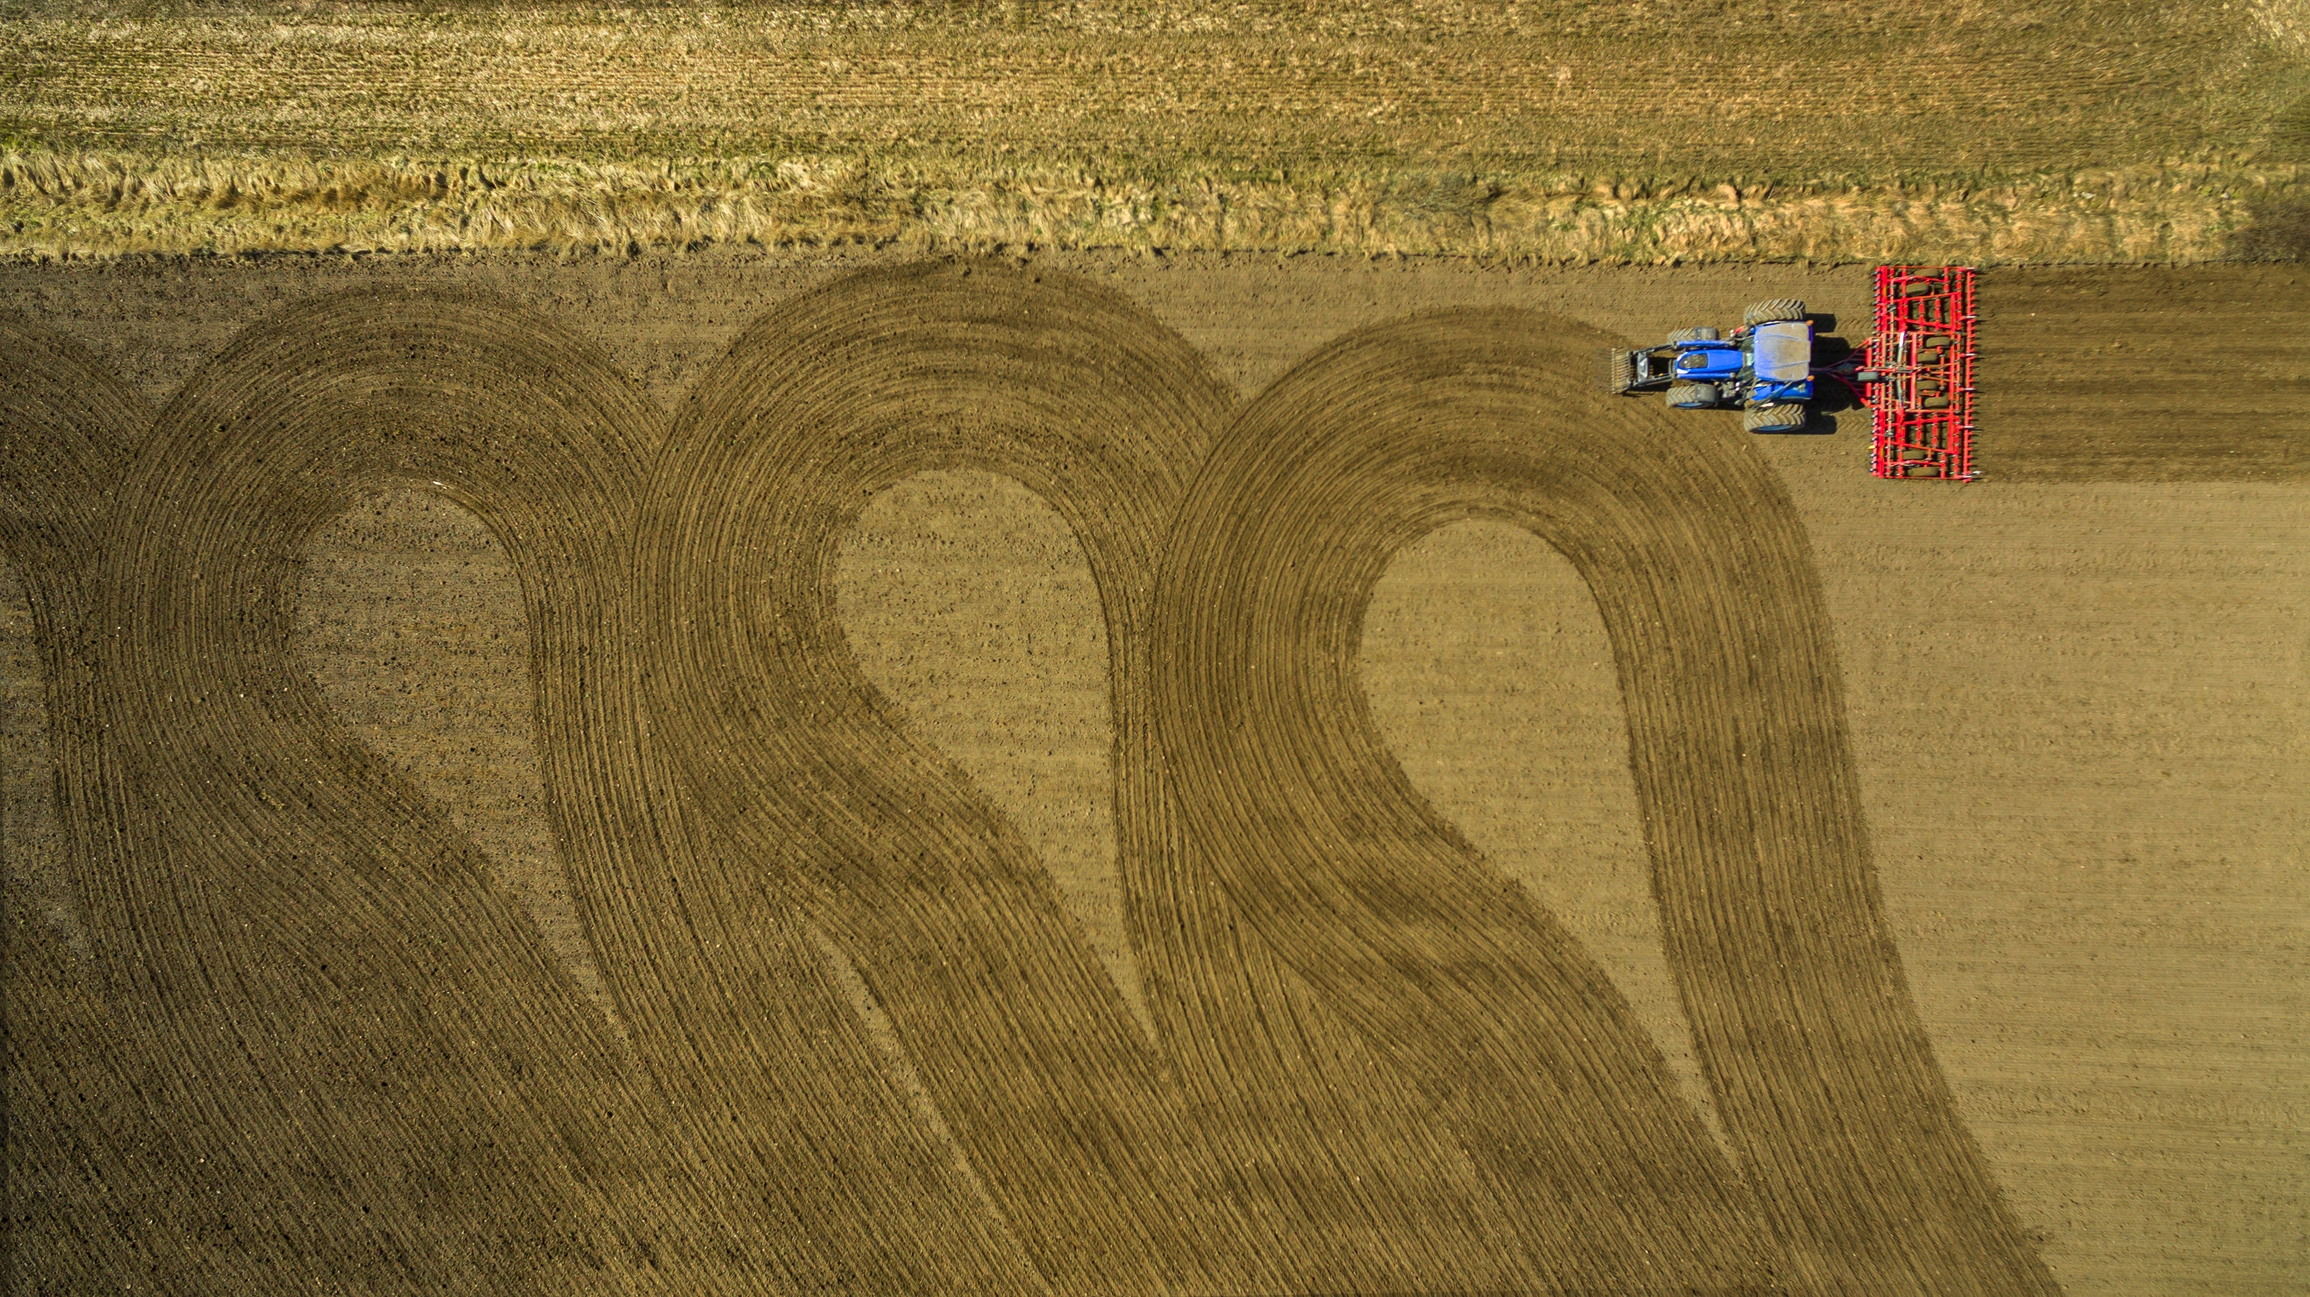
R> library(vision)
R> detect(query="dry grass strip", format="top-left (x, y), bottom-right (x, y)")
top-left (4, 0), bottom-right (2303, 266)
top-left (4, 150), bottom-right (2300, 266)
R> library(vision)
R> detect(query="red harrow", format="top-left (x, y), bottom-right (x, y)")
top-left (1863, 265), bottom-right (1977, 481)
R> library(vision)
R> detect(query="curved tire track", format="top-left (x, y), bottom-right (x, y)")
top-left (0, 314), bottom-right (144, 937)
top-left (640, 258), bottom-right (1555, 1295)
top-left (1152, 307), bottom-right (2059, 1293)
top-left (89, 289), bottom-right (681, 1292)
top-left (0, 314), bottom-right (184, 1292)
top-left (637, 259), bottom-right (1279, 1295)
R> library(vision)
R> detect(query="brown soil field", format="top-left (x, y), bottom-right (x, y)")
top-left (1, 253), bottom-right (2304, 1296)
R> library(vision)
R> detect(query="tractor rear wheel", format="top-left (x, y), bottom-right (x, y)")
top-left (1668, 326), bottom-right (1720, 343)
top-left (1742, 298), bottom-right (1807, 326)
top-left (1743, 402), bottom-right (1809, 432)
top-left (1667, 382), bottom-right (1719, 409)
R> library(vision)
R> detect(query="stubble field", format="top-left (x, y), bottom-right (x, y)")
top-left (0, 250), bottom-right (2302, 1295)
top-left (2, 0), bottom-right (2307, 262)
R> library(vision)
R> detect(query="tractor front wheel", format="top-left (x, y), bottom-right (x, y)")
top-left (1743, 403), bottom-right (1810, 433)
top-left (1742, 298), bottom-right (1807, 326)
top-left (1667, 382), bottom-right (1719, 409)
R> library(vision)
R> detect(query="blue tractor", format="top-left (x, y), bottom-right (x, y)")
top-left (1604, 297), bottom-right (1874, 433)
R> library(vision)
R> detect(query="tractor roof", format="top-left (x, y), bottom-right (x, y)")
top-left (1752, 321), bottom-right (1810, 383)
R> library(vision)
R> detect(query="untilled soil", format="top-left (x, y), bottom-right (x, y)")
top-left (1, 252), bottom-right (2302, 1296)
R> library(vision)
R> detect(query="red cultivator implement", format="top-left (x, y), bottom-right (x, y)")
top-left (1864, 265), bottom-right (1977, 481)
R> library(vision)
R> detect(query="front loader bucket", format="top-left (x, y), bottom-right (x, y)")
top-left (1598, 346), bottom-right (1637, 394)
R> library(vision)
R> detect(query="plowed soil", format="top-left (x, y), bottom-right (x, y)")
top-left (2, 254), bottom-right (2302, 1297)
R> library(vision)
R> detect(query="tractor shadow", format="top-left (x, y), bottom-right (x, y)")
top-left (1790, 321), bottom-right (1862, 437)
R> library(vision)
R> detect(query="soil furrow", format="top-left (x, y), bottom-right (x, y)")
top-left (81, 290), bottom-right (680, 1292)
top-left (1979, 265), bottom-right (2308, 482)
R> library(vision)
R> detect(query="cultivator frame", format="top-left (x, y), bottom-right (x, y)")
top-left (1866, 265), bottom-right (1978, 481)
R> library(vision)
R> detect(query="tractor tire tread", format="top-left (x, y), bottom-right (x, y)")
top-left (1743, 402), bottom-right (1809, 433)
top-left (1666, 382), bottom-right (1719, 409)
top-left (1742, 298), bottom-right (1808, 326)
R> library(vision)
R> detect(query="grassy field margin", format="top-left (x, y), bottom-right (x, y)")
top-left (5, 149), bottom-right (2302, 263)
top-left (2, 1), bottom-right (2304, 261)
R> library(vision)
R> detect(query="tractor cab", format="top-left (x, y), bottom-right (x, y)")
top-left (1746, 320), bottom-right (1814, 404)
top-left (1660, 319), bottom-right (1813, 401)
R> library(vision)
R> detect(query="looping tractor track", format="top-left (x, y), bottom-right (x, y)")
top-left (636, 260), bottom-right (1286, 1296)
top-left (2, 263), bottom-right (2062, 1295)
top-left (1151, 308), bottom-right (2060, 1294)
top-left (86, 289), bottom-right (684, 1293)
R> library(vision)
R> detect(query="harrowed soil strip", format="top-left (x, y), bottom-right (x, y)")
top-left (1978, 264), bottom-right (2308, 482)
